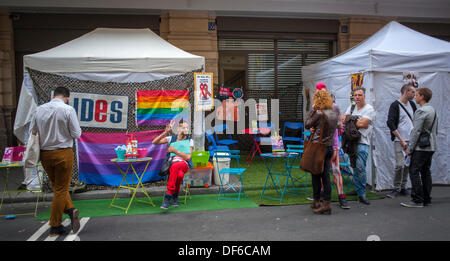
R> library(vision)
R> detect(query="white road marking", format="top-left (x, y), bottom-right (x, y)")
top-left (44, 219), bottom-right (71, 241)
top-left (64, 217), bottom-right (90, 241)
top-left (367, 234), bottom-right (381, 241)
top-left (27, 221), bottom-right (50, 241)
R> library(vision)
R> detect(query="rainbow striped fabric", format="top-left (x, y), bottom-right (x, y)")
top-left (136, 90), bottom-right (190, 126)
top-left (77, 130), bottom-right (167, 186)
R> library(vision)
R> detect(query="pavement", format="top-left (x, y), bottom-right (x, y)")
top-left (2, 167), bottom-right (450, 242)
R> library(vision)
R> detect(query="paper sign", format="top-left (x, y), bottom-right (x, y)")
top-left (194, 73), bottom-right (214, 111)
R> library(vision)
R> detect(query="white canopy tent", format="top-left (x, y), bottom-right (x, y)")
top-left (302, 21), bottom-right (450, 190)
top-left (14, 28), bottom-right (205, 144)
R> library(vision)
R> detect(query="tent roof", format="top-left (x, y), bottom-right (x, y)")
top-left (302, 21), bottom-right (450, 81)
top-left (23, 28), bottom-right (205, 73)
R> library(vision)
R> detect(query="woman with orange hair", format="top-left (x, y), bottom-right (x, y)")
top-left (305, 90), bottom-right (339, 214)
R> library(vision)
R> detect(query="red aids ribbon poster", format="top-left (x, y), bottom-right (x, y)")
top-left (194, 72), bottom-right (214, 111)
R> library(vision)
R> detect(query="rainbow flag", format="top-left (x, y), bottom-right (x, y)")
top-left (77, 130), bottom-right (167, 186)
top-left (136, 90), bottom-right (190, 126)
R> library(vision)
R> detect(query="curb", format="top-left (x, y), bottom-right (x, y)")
top-left (0, 184), bottom-right (267, 204)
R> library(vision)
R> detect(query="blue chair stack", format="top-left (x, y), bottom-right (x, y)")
top-left (213, 124), bottom-right (238, 147)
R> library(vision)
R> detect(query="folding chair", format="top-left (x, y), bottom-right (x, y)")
top-left (206, 129), bottom-right (229, 160)
top-left (285, 144), bottom-right (308, 195)
top-left (213, 124), bottom-right (238, 147)
top-left (213, 149), bottom-right (246, 201)
top-left (282, 122), bottom-right (304, 146)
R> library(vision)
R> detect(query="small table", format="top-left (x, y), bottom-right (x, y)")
top-left (109, 157), bottom-right (155, 213)
top-left (260, 152), bottom-right (307, 203)
top-left (0, 162), bottom-right (46, 217)
top-left (242, 128), bottom-right (271, 166)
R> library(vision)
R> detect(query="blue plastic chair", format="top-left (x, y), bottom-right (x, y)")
top-left (213, 149), bottom-right (246, 201)
top-left (206, 129), bottom-right (229, 160)
top-left (213, 124), bottom-right (238, 147)
top-left (282, 122), bottom-right (304, 146)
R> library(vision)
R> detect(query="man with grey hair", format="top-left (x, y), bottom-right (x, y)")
top-left (343, 87), bottom-right (375, 205)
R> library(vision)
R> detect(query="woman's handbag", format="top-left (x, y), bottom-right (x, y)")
top-left (24, 119), bottom-right (40, 168)
top-left (300, 113), bottom-right (327, 175)
top-left (159, 135), bottom-right (176, 177)
top-left (417, 112), bottom-right (437, 148)
top-left (159, 156), bottom-right (173, 177)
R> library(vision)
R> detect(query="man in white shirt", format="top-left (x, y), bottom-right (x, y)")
top-left (30, 86), bottom-right (82, 237)
top-left (386, 84), bottom-right (416, 198)
top-left (343, 87), bottom-right (376, 205)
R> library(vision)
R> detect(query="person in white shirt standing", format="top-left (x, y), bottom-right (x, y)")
top-left (386, 84), bottom-right (417, 198)
top-left (343, 87), bottom-right (376, 205)
top-left (30, 86), bottom-right (82, 237)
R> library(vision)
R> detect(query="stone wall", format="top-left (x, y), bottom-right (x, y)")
top-left (160, 11), bottom-right (218, 85)
top-left (338, 17), bottom-right (389, 53)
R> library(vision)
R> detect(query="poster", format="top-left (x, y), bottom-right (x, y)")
top-left (350, 72), bottom-right (364, 91)
top-left (256, 99), bottom-right (268, 121)
top-left (194, 72), bottom-right (214, 111)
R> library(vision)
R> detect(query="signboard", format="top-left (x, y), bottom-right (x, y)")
top-left (69, 92), bottom-right (129, 129)
top-left (194, 73), bottom-right (214, 111)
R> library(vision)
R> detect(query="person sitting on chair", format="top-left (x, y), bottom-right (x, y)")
top-left (152, 119), bottom-right (193, 210)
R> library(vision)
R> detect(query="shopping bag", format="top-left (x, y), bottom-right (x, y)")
top-left (24, 129), bottom-right (40, 168)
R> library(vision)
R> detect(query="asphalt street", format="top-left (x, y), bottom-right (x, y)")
top-left (1, 186), bottom-right (449, 243)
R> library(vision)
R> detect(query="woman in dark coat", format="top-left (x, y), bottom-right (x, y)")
top-left (305, 90), bottom-right (339, 214)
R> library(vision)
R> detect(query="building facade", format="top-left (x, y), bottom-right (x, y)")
top-left (0, 0), bottom-right (449, 153)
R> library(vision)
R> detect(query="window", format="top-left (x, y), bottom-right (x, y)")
top-left (218, 38), bottom-right (331, 121)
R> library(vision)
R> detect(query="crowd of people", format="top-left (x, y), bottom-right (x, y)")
top-left (28, 80), bottom-right (438, 236)
top-left (304, 82), bottom-right (438, 215)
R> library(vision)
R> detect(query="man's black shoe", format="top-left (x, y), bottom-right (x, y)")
top-left (49, 225), bottom-right (71, 237)
top-left (17, 184), bottom-right (27, 191)
top-left (358, 196), bottom-right (370, 205)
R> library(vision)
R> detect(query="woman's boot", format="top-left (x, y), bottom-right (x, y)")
top-left (313, 200), bottom-right (332, 215)
top-left (311, 199), bottom-right (321, 210)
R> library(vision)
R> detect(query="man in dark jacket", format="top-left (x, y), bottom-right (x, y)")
top-left (386, 84), bottom-right (417, 198)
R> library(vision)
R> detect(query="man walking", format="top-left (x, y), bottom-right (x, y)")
top-left (386, 84), bottom-right (417, 198)
top-left (343, 87), bottom-right (375, 205)
top-left (30, 86), bottom-right (82, 236)
top-left (401, 88), bottom-right (438, 208)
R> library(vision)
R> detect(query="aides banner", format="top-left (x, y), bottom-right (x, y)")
top-left (69, 92), bottom-right (129, 129)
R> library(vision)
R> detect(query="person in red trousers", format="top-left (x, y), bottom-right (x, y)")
top-left (153, 119), bottom-right (193, 210)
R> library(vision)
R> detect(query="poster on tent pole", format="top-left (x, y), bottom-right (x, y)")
top-left (194, 72), bottom-right (214, 111)
top-left (351, 72), bottom-right (364, 91)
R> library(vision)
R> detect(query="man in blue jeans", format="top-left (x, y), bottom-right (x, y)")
top-left (343, 87), bottom-right (376, 205)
